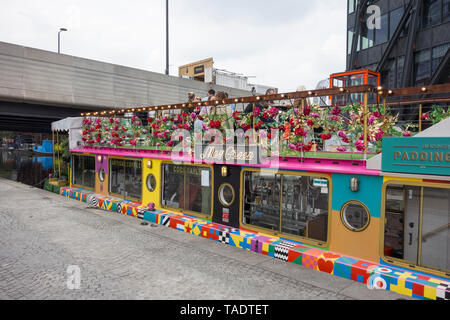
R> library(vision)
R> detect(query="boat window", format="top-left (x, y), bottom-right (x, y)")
top-left (341, 201), bottom-right (370, 232)
top-left (218, 184), bottom-right (235, 207)
top-left (72, 155), bottom-right (95, 189)
top-left (243, 170), bottom-right (329, 243)
top-left (384, 184), bottom-right (449, 274)
top-left (109, 158), bottom-right (142, 201)
top-left (98, 168), bottom-right (106, 182)
top-left (146, 174), bottom-right (157, 192)
top-left (162, 164), bottom-right (212, 216)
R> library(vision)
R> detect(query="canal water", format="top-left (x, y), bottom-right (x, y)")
top-left (0, 150), bottom-right (53, 188)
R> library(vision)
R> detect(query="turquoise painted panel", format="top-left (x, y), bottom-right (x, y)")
top-left (331, 173), bottom-right (383, 217)
top-left (382, 137), bottom-right (450, 176)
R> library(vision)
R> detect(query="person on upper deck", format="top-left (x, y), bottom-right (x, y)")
top-left (210, 91), bottom-right (234, 129)
top-left (243, 88), bottom-right (277, 123)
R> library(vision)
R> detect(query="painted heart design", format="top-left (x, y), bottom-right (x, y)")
top-left (318, 258), bottom-right (334, 274)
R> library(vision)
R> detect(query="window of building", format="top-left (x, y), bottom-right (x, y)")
top-left (162, 164), bottom-right (212, 216)
top-left (72, 155), bottom-right (95, 190)
top-left (375, 13), bottom-right (389, 45)
top-left (384, 184), bottom-right (449, 275)
top-left (390, 7), bottom-right (405, 39)
top-left (414, 49), bottom-right (432, 85)
top-left (397, 56), bottom-right (405, 88)
top-left (432, 43), bottom-right (450, 74)
top-left (360, 21), bottom-right (375, 50)
top-left (444, 0), bottom-right (450, 22)
top-left (348, 0), bottom-right (356, 14)
top-left (242, 171), bottom-right (329, 243)
top-left (422, 0), bottom-right (442, 28)
top-left (348, 28), bottom-right (354, 55)
top-left (381, 59), bottom-right (396, 89)
top-left (109, 158), bottom-right (142, 201)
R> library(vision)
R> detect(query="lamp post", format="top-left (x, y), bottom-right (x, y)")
top-left (58, 28), bottom-right (68, 54)
top-left (165, 0), bottom-right (169, 75)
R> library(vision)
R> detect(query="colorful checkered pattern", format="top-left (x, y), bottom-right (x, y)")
top-left (59, 187), bottom-right (449, 301)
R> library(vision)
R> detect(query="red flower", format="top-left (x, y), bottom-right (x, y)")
top-left (147, 117), bottom-right (154, 123)
top-left (295, 128), bottom-right (307, 137)
top-left (210, 120), bottom-right (222, 129)
top-left (304, 105), bottom-right (311, 116)
top-left (307, 120), bottom-right (314, 127)
top-left (320, 134), bottom-right (332, 141)
top-left (233, 111), bottom-right (241, 120)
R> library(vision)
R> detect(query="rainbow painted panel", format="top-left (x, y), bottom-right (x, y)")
top-left (59, 187), bottom-right (449, 301)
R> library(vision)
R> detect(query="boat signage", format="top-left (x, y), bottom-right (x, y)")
top-left (382, 137), bottom-right (450, 176)
top-left (194, 144), bottom-right (259, 165)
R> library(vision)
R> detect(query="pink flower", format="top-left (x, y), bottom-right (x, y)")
top-left (167, 141), bottom-right (174, 147)
top-left (375, 129), bottom-right (384, 140)
top-left (368, 116), bottom-right (376, 125)
top-left (338, 131), bottom-right (347, 139)
top-left (268, 107), bottom-right (279, 117)
top-left (372, 111), bottom-right (382, 118)
top-left (331, 106), bottom-right (341, 116)
top-left (253, 107), bottom-right (261, 117)
top-left (337, 146), bottom-right (347, 152)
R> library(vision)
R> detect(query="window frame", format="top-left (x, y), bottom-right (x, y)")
top-left (340, 200), bottom-right (371, 232)
top-left (380, 180), bottom-right (450, 278)
top-left (240, 168), bottom-right (332, 247)
top-left (160, 161), bottom-right (214, 220)
top-left (71, 153), bottom-right (96, 191)
top-left (108, 156), bottom-right (143, 203)
top-left (218, 183), bottom-right (236, 208)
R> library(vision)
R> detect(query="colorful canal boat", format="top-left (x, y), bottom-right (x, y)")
top-left (60, 82), bottom-right (450, 300)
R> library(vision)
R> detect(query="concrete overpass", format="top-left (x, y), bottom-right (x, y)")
top-left (0, 41), bottom-right (250, 133)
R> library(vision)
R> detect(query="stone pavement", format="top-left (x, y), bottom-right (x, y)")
top-left (0, 178), bottom-right (411, 300)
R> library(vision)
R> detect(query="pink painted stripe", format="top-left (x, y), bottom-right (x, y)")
top-left (71, 147), bottom-right (381, 176)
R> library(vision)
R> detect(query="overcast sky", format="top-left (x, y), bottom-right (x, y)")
top-left (0, 0), bottom-right (347, 93)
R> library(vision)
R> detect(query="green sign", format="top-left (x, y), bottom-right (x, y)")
top-left (382, 137), bottom-right (450, 176)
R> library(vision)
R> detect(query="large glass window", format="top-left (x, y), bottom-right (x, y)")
top-left (397, 56), bottom-right (405, 88)
top-left (72, 155), bottom-right (95, 189)
top-left (162, 164), bottom-right (212, 216)
top-left (375, 14), bottom-right (388, 45)
top-left (348, 0), bottom-right (356, 14)
top-left (360, 22), bottom-right (374, 50)
top-left (422, 0), bottom-right (442, 28)
top-left (444, 0), bottom-right (450, 22)
top-left (347, 28), bottom-right (354, 55)
top-left (432, 43), bottom-right (450, 74)
top-left (243, 171), bottom-right (329, 243)
top-left (381, 59), bottom-right (396, 89)
top-left (109, 158), bottom-right (142, 201)
top-left (390, 7), bottom-right (404, 39)
top-left (414, 49), bottom-right (432, 85)
top-left (384, 184), bottom-right (449, 274)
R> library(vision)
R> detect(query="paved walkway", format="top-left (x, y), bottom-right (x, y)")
top-left (0, 178), bottom-right (410, 300)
